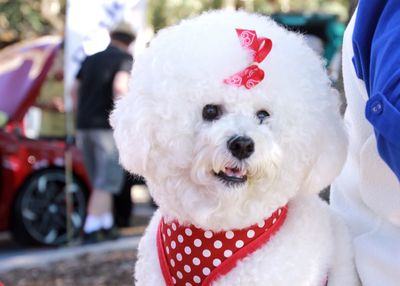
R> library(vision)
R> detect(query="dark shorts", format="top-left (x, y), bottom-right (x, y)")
top-left (76, 129), bottom-right (124, 194)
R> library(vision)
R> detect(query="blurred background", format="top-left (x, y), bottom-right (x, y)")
top-left (0, 0), bottom-right (355, 49)
top-left (0, 0), bottom-right (356, 285)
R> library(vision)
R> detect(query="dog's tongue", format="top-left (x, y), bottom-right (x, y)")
top-left (225, 167), bottom-right (246, 178)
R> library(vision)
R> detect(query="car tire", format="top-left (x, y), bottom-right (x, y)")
top-left (11, 168), bottom-right (88, 246)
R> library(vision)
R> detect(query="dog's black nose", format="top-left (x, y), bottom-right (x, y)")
top-left (227, 136), bottom-right (254, 160)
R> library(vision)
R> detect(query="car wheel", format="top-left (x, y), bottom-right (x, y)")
top-left (12, 169), bottom-right (88, 246)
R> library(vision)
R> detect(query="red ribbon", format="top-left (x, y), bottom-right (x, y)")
top-left (224, 29), bottom-right (272, 89)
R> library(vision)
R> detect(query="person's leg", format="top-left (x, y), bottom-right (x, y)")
top-left (75, 130), bottom-right (95, 183)
top-left (86, 189), bottom-right (113, 216)
top-left (84, 189), bottom-right (113, 237)
top-left (88, 130), bottom-right (124, 238)
top-left (77, 130), bottom-right (107, 242)
top-left (114, 171), bottom-right (134, 227)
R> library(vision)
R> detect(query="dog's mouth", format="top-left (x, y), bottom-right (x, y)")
top-left (213, 166), bottom-right (248, 186)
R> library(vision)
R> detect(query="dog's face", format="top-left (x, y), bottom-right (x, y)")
top-left (111, 11), bottom-right (347, 231)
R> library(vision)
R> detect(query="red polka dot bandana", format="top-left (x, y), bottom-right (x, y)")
top-left (157, 206), bottom-right (288, 286)
top-left (223, 28), bottom-right (272, 90)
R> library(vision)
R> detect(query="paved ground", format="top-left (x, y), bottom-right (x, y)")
top-left (0, 241), bottom-right (139, 286)
top-left (0, 231), bottom-right (142, 272)
top-left (0, 200), bottom-right (155, 286)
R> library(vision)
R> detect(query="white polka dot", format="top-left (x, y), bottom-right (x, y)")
top-left (185, 228), bottom-right (192, 236)
top-left (257, 220), bottom-right (265, 228)
top-left (184, 246), bottom-right (192, 255)
top-left (166, 246), bottom-right (170, 254)
top-left (177, 271), bottom-right (183, 279)
top-left (193, 257), bottom-right (200, 266)
top-left (163, 234), bottom-right (166, 241)
top-left (172, 223), bottom-right (177, 230)
top-left (193, 275), bottom-right (201, 283)
top-left (213, 258), bottom-right (221, 267)
top-left (184, 265), bottom-right (191, 273)
top-left (185, 283), bottom-right (192, 286)
top-left (202, 249), bottom-right (211, 257)
top-left (236, 240), bottom-right (244, 248)
top-left (171, 240), bottom-right (176, 249)
top-left (278, 208), bottom-right (282, 215)
top-left (214, 240), bottom-right (222, 249)
top-left (176, 253), bottom-right (183, 261)
top-left (204, 230), bottom-right (213, 239)
top-left (194, 239), bottom-right (202, 247)
top-left (170, 259), bottom-right (175, 267)
top-left (177, 234), bottom-right (184, 243)
top-left (247, 229), bottom-right (255, 238)
top-left (203, 267), bottom-right (211, 275)
top-left (224, 249), bottom-right (232, 257)
top-left (172, 277), bottom-right (176, 284)
top-left (272, 218), bottom-right (277, 224)
top-left (225, 231), bottom-right (234, 239)
top-left (167, 228), bottom-right (172, 236)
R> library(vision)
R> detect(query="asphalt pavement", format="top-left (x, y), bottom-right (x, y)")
top-left (0, 202), bottom-right (155, 273)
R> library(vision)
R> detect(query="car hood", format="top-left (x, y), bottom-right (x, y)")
top-left (0, 36), bottom-right (61, 123)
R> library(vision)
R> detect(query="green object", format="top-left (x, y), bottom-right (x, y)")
top-left (0, 111), bottom-right (9, 128)
top-left (271, 13), bottom-right (345, 66)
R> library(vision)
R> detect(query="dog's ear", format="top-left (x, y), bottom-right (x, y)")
top-left (110, 95), bottom-right (153, 176)
top-left (300, 110), bottom-right (348, 195)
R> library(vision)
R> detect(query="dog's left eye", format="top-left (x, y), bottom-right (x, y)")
top-left (202, 104), bottom-right (222, 121)
top-left (256, 110), bottom-right (270, 124)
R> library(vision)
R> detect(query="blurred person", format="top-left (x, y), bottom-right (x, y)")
top-left (71, 22), bottom-right (135, 243)
top-left (35, 49), bottom-right (66, 138)
top-left (113, 173), bottom-right (141, 227)
top-left (330, 1), bottom-right (400, 285)
top-left (24, 49), bottom-right (66, 139)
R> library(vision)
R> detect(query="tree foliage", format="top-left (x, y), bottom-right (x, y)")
top-left (0, 0), bottom-right (65, 48)
top-left (148, 0), bottom-right (349, 33)
top-left (0, 0), bottom-right (349, 48)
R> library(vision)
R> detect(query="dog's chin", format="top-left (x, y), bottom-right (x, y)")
top-left (213, 166), bottom-right (248, 188)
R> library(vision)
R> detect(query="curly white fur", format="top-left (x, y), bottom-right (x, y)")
top-left (111, 10), bottom-right (359, 286)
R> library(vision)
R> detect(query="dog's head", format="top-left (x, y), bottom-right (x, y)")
top-left (111, 10), bottom-right (347, 230)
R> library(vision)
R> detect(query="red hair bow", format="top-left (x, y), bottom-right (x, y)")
top-left (223, 29), bottom-right (272, 89)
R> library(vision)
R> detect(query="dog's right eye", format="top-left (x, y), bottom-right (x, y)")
top-left (202, 104), bottom-right (222, 121)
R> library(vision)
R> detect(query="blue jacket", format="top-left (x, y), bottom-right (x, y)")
top-left (352, 0), bottom-right (400, 181)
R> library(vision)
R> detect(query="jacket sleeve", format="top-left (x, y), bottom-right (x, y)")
top-left (353, 0), bottom-right (400, 181)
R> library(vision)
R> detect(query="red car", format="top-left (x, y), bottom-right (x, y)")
top-left (0, 36), bottom-right (91, 246)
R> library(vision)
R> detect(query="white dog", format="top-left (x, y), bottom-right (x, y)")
top-left (111, 10), bottom-right (358, 286)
